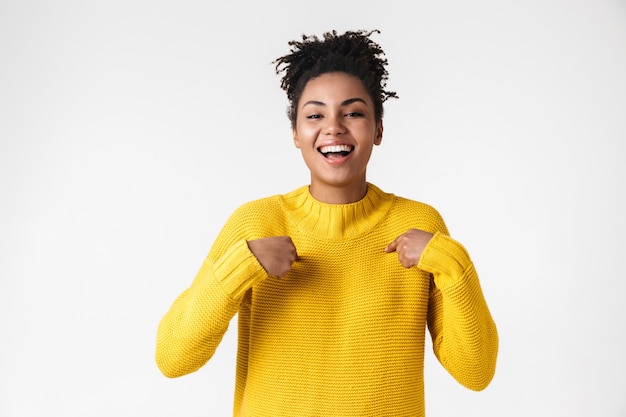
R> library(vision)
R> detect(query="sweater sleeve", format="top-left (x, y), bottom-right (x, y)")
top-left (155, 237), bottom-right (268, 378)
top-left (419, 232), bottom-right (498, 391)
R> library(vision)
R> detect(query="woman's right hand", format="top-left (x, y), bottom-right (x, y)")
top-left (247, 236), bottom-right (298, 278)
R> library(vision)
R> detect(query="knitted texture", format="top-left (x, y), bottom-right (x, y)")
top-left (156, 183), bottom-right (498, 417)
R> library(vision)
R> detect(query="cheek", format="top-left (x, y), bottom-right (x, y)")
top-left (294, 124), bottom-right (317, 144)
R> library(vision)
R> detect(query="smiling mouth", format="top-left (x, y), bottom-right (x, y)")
top-left (318, 144), bottom-right (354, 159)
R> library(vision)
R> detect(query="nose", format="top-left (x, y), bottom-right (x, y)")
top-left (323, 114), bottom-right (345, 135)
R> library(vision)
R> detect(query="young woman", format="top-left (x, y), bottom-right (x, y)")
top-left (156, 29), bottom-right (498, 417)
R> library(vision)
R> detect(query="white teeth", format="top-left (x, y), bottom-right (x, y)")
top-left (319, 145), bottom-right (353, 154)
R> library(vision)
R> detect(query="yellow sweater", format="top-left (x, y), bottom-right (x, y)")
top-left (156, 183), bottom-right (498, 416)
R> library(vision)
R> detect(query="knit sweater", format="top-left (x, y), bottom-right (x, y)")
top-left (156, 183), bottom-right (498, 417)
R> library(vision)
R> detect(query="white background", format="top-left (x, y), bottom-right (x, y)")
top-left (1, 1), bottom-right (625, 416)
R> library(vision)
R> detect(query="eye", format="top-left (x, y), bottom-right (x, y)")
top-left (345, 112), bottom-right (363, 118)
top-left (306, 113), bottom-right (323, 120)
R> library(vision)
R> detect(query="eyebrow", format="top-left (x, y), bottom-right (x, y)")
top-left (302, 97), bottom-right (368, 108)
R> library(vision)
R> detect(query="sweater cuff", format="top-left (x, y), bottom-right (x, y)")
top-left (212, 239), bottom-right (268, 299)
top-left (417, 232), bottom-right (472, 290)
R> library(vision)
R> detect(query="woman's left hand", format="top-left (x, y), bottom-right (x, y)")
top-left (385, 229), bottom-right (434, 268)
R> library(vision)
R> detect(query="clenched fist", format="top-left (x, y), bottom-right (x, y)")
top-left (385, 229), bottom-right (434, 268)
top-left (247, 236), bottom-right (298, 278)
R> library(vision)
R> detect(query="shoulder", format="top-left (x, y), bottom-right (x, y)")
top-left (223, 187), bottom-right (307, 236)
top-left (227, 194), bottom-right (284, 230)
top-left (393, 195), bottom-right (440, 215)
top-left (233, 194), bottom-right (283, 215)
top-left (389, 194), bottom-right (449, 235)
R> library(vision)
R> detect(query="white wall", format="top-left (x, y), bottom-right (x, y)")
top-left (1, 1), bottom-right (624, 416)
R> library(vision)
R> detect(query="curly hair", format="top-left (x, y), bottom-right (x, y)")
top-left (274, 29), bottom-right (398, 127)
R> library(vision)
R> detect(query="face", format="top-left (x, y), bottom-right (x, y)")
top-left (292, 72), bottom-right (383, 203)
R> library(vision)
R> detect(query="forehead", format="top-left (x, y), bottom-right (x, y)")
top-left (299, 72), bottom-right (371, 104)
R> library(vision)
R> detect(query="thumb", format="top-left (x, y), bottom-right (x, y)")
top-left (384, 238), bottom-right (398, 253)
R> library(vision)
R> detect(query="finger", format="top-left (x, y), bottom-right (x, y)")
top-left (384, 238), bottom-right (398, 253)
top-left (286, 237), bottom-right (298, 258)
top-left (289, 244), bottom-right (299, 262)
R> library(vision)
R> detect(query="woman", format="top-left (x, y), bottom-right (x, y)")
top-left (156, 29), bottom-right (498, 417)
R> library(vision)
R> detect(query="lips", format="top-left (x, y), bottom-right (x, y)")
top-left (318, 144), bottom-right (354, 159)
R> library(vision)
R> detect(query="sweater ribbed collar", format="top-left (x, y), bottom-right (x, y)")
top-left (280, 183), bottom-right (394, 241)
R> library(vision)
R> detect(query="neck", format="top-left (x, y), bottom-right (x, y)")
top-left (281, 183), bottom-right (394, 240)
top-left (308, 182), bottom-right (368, 204)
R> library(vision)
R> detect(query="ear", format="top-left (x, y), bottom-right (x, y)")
top-left (374, 120), bottom-right (383, 146)
top-left (293, 128), bottom-right (301, 148)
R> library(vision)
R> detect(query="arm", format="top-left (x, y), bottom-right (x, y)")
top-left (420, 232), bottom-right (498, 391)
top-left (155, 238), bottom-right (268, 378)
